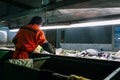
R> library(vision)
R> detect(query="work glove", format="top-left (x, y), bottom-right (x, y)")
top-left (41, 42), bottom-right (56, 54)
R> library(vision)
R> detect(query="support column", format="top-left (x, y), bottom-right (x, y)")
top-left (56, 29), bottom-right (61, 48)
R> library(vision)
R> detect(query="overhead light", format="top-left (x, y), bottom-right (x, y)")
top-left (70, 19), bottom-right (120, 28)
top-left (9, 19), bottom-right (120, 32)
top-left (9, 29), bottom-right (19, 32)
top-left (42, 19), bottom-right (120, 30)
top-left (41, 25), bottom-right (69, 30)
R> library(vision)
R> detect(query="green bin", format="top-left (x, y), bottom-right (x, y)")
top-left (1, 51), bottom-right (120, 80)
top-left (0, 50), bottom-right (13, 61)
top-left (33, 54), bottom-right (120, 80)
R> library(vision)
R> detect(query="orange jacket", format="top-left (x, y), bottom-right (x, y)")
top-left (12, 24), bottom-right (47, 59)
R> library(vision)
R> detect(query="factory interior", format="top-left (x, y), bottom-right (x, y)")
top-left (1, 0), bottom-right (120, 80)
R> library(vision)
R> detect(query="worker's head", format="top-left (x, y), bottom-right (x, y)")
top-left (29, 16), bottom-right (42, 25)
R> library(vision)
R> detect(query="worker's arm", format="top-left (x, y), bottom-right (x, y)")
top-left (41, 42), bottom-right (55, 54)
top-left (36, 30), bottom-right (55, 54)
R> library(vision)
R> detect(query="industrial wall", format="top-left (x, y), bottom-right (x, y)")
top-left (0, 26), bottom-right (112, 49)
top-left (64, 26), bottom-right (112, 43)
top-left (0, 30), bottom-right (7, 44)
top-left (7, 31), bottom-right (17, 43)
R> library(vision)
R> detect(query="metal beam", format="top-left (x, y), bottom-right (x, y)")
top-left (0, 0), bottom-right (91, 21)
top-left (47, 14), bottom-right (120, 24)
top-left (0, 0), bottom-right (34, 9)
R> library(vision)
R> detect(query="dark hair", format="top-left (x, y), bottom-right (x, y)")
top-left (29, 16), bottom-right (42, 25)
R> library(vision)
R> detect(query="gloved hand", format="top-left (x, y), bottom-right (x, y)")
top-left (68, 75), bottom-right (90, 80)
top-left (41, 42), bottom-right (56, 54)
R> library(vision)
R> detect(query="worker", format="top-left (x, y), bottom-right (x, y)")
top-left (12, 16), bottom-right (55, 59)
